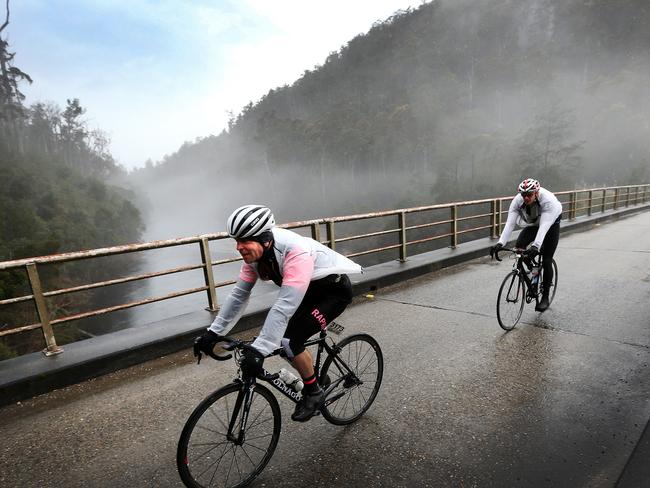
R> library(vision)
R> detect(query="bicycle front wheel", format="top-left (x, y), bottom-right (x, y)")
top-left (320, 333), bottom-right (383, 425)
top-left (177, 382), bottom-right (281, 488)
top-left (496, 270), bottom-right (525, 330)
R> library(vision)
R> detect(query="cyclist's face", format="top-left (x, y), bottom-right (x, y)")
top-left (522, 191), bottom-right (537, 205)
top-left (235, 239), bottom-right (264, 263)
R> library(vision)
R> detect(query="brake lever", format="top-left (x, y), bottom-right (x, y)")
top-left (193, 342), bottom-right (203, 364)
top-left (222, 341), bottom-right (238, 351)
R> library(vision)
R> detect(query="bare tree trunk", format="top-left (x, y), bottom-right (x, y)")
top-left (0, 0), bottom-right (9, 33)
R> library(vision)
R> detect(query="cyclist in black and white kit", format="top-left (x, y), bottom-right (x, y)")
top-left (195, 205), bottom-right (362, 421)
top-left (490, 178), bottom-right (562, 311)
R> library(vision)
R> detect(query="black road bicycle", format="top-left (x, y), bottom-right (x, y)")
top-left (177, 323), bottom-right (383, 488)
top-left (493, 247), bottom-right (558, 330)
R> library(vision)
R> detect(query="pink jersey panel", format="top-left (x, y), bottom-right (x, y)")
top-left (239, 263), bottom-right (259, 284)
top-left (282, 248), bottom-right (314, 291)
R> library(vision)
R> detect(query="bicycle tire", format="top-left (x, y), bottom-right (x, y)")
top-left (538, 259), bottom-right (558, 306)
top-left (320, 333), bottom-right (383, 425)
top-left (496, 270), bottom-right (525, 330)
top-left (177, 382), bottom-right (281, 488)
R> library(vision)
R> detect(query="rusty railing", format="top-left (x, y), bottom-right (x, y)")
top-left (0, 183), bottom-right (648, 356)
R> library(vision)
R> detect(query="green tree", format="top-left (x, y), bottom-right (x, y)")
top-left (0, 0), bottom-right (32, 154)
top-left (514, 103), bottom-right (585, 188)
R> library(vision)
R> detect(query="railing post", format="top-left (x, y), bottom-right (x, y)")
top-left (26, 263), bottom-right (63, 356)
top-left (450, 205), bottom-right (458, 248)
top-left (199, 238), bottom-right (218, 312)
top-left (626, 187), bottom-right (630, 207)
top-left (490, 199), bottom-right (497, 238)
top-left (614, 188), bottom-right (619, 210)
top-left (310, 222), bottom-right (321, 243)
top-left (326, 221), bottom-right (336, 251)
top-left (398, 211), bottom-right (407, 262)
top-left (497, 199), bottom-right (503, 236)
top-left (602, 189), bottom-right (607, 213)
top-left (587, 190), bottom-right (593, 216)
top-left (569, 192), bottom-right (575, 220)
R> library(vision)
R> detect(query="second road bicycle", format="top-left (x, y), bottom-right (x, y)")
top-left (493, 247), bottom-right (558, 330)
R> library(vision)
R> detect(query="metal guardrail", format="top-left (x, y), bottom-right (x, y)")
top-left (1, 184), bottom-right (648, 356)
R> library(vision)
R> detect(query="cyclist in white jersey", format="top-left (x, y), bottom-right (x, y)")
top-left (196, 205), bottom-right (362, 421)
top-left (490, 178), bottom-right (562, 311)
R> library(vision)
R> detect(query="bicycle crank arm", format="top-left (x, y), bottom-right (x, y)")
top-left (324, 391), bottom-right (348, 406)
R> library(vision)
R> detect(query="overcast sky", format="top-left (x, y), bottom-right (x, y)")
top-left (8, 0), bottom-right (419, 170)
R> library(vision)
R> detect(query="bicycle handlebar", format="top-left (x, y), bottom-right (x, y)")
top-left (193, 334), bottom-right (242, 364)
top-left (494, 246), bottom-right (518, 262)
top-left (494, 247), bottom-right (541, 265)
top-left (194, 335), bottom-right (279, 381)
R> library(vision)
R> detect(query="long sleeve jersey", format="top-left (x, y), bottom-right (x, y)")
top-left (498, 187), bottom-right (563, 249)
top-left (208, 227), bottom-right (362, 355)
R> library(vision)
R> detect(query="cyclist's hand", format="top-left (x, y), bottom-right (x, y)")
top-left (194, 330), bottom-right (221, 362)
top-left (524, 245), bottom-right (539, 260)
top-left (489, 243), bottom-right (504, 259)
top-left (240, 346), bottom-right (264, 377)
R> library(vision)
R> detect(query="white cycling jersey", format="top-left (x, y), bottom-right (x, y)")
top-left (498, 187), bottom-right (563, 249)
top-left (208, 227), bottom-right (362, 355)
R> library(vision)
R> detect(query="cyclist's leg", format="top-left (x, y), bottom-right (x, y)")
top-left (515, 225), bottom-right (537, 250)
top-left (282, 274), bottom-right (353, 374)
top-left (539, 222), bottom-right (560, 295)
top-left (283, 274), bottom-right (352, 421)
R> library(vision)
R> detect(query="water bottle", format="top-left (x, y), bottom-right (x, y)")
top-left (278, 368), bottom-right (304, 392)
top-left (531, 266), bottom-right (540, 285)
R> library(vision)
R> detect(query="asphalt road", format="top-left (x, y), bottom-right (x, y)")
top-left (1, 212), bottom-right (648, 488)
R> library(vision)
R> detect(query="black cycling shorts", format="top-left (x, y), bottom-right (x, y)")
top-left (281, 274), bottom-right (353, 358)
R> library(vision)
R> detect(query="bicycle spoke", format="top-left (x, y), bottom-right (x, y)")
top-left (203, 401), bottom-right (230, 434)
top-left (232, 445), bottom-right (245, 484)
top-left (224, 443), bottom-right (237, 488)
top-left (196, 442), bottom-right (230, 482)
top-left (194, 423), bottom-right (227, 437)
top-left (238, 443), bottom-right (258, 468)
top-left (244, 432), bottom-right (274, 443)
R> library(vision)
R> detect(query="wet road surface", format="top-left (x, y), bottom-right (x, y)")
top-left (1, 212), bottom-right (648, 487)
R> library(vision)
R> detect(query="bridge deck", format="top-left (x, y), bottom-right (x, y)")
top-left (1, 211), bottom-right (649, 487)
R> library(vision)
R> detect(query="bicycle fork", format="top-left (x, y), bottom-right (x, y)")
top-left (226, 381), bottom-right (255, 446)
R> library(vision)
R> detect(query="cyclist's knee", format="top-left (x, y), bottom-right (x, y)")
top-left (281, 337), bottom-right (305, 358)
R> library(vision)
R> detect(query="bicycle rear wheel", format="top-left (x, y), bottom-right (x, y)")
top-left (320, 333), bottom-right (383, 425)
top-left (177, 382), bottom-right (281, 488)
top-left (497, 270), bottom-right (525, 330)
top-left (539, 259), bottom-right (558, 305)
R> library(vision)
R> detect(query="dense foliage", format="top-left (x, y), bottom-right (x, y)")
top-left (0, 4), bottom-right (143, 358)
top-left (134, 0), bottom-right (650, 226)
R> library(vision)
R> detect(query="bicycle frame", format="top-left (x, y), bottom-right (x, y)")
top-left (224, 329), bottom-right (359, 440)
top-left (261, 329), bottom-right (358, 404)
top-left (507, 252), bottom-right (542, 302)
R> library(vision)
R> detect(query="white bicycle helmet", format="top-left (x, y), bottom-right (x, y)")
top-left (226, 205), bottom-right (275, 239)
top-left (518, 178), bottom-right (540, 194)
